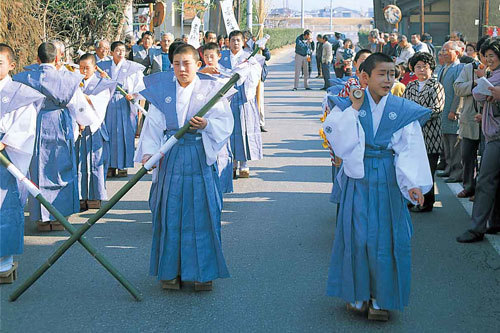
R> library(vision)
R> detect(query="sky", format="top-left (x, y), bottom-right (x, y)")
top-left (270, 0), bottom-right (374, 11)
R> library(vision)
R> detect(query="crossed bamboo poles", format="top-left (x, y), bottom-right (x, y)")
top-left (4, 41), bottom-right (266, 301)
top-left (3, 70), bottom-right (241, 302)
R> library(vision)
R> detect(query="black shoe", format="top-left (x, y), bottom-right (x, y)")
top-left (436, 162), bottom-right (446, 171)
top-left (410, 205), bottom-right (433, 213)
top-left (486, 226), bottom-right (500, 234)
top-left (260, 126), bottom-right (268, 132)
top-left (305, 87), bottom-right (312, 90)
top-left (456, 230), bottom-right (484, 243)
top-left (444, 177), bottom-right (462, 183)
top-left (436, 171), bottom-right (450, 178)
top-left (292, 88), bottom-right (297, 91)
top-left (320, 87), bottom-right (327, 90)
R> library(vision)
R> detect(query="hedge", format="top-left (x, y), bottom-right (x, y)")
top-left (263, 28), bottom-right (304, 50)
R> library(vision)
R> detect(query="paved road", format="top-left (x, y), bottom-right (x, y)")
top-left (2, 47), bottom-right (500, 332)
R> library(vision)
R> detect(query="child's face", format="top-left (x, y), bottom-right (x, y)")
top-left (0, 53), bottom-right (15, 80)
top-left (79, 59), bottom-right (97, 80)
top-left (173, 52), bottom-right (201, 87)
top-left (363, 61), bottom-right (395, 98)
top-left (203, 49), bottom-right (221, 67)
top-left (112, 45), bottom-right (126, 63)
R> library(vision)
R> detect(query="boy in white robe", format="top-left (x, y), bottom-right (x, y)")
top-left (77, 53), bottom-right (117, 210)
top-left (323, 53), bottom-right (432, 320)
top-left (0, 44), bottom-right (45, 281)
top-left (135, 44), bottom-right (234, 291)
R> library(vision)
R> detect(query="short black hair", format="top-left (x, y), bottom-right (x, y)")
top-left (168, 41), bottom-right (186, 64)
top-left (409, 51), bottom-right (436, 71)
top-left (0, 43), bottom-right (16, 63)
top-left (229, 30), bottom-right (244, 41)
top-left (354, 49), bottom-right (372, 63)
top-left (480, 38), bottom-right (500, 59)
top-left (317, 34), bottom-right (323, 39)
top-left (362, 52), bottom-right (394, 76)
top-left (304, 29), bottom-right (311, 36)
top-left (172, 44), bottom-right (200, 62)
top-left (141, 31), bottom-right (154, 39)
top-left (202, 42), bottom-right (220, 54)
top-left (111, 41), bottom-right (125, 51)
top-left (38, 42), bottom-right (57, 63)
top-left (394, 64), bottom-right (402, 79)
top-left (422, 33), bottom-right (432, 41)
top-left (79, 53), bottom-right (96, 65)
top-left (242, 30), bottom-right (253, 41)
top-left (205, 31), bottom-right (216, 39)
top-left (477, 35), bottom-right (491, 54)
top-left (411, 33), bottom-right (421, 40)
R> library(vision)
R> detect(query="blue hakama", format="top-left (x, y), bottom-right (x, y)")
top-left (325, 94), bottom-right (431, 311)
top-left (216, 141), bottom-right (234, 194)
top-left (0, 147), bottom-right (23, 257)
top-left (150, 132), bottom-right (229, 282)
top-left (77, 126), bottom-right (110, 201)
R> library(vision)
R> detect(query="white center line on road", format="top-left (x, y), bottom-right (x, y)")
top-left (445, 182), bottom-right (500, 256)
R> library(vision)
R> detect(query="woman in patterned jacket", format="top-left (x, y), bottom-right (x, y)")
top-left (403, 52), bottom-right (445, 212)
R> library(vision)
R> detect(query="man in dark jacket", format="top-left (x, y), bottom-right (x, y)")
top-left (293, 29), bottom-right (312, 90)
top-left (315, 34), bottom-right (323, 78)
top-left (382, 32), bottom-right (399, 60)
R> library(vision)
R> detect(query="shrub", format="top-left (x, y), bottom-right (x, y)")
top-left (263, 28), bottom-right (303, 50)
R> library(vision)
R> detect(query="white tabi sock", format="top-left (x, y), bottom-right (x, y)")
top-left (0, 255), bottom-right (14, 272)
top-left (350, 301), bottom-right (364, 310)
top-left (239, 161), bottom-right (248, 170)
top-left (371, 298), bottom-right (381, 310)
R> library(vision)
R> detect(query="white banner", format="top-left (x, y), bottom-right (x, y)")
top-left (220, 0), bottom-right (240, 34)
top-left (188, 16), bottom-right (202, 49)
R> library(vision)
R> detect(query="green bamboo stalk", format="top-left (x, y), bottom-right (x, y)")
top-left (0, 153), bottom-right (142, 302)
top-left (9, 72), bottom-right (240, 301)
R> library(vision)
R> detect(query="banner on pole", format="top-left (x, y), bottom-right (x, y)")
top-left (188, 16), bottom-right (202, 49)
top-left (220, 0), bottom-right (240, 34)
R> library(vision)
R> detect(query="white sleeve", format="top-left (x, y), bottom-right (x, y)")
top-left (323, 106), bottom-right (365, 179)
top-left (134, 103), bottom-right (165, 162)
top-left (67, 88), bottom-right (100, 127)
top-left (124, 71), bottom-right (146, 94)
top-left (391, 120), bottom-right (433, 203)
top-left (234, 60), bottom-right (262, 100)
top-left (88, 89), bottom-right (111, 133)
top-left (0, 104), bottom-right (37, 175)
top-left (124, 71), bottom-right (146, 113)
top-left (200, 98), bottom-right (234, 166)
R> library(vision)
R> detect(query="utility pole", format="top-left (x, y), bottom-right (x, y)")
top-left (247, 0), bottom-right (253, 32)
top-left (330, 0), bottom-right (333, 31)
top-left (485, 0), bottom-right (490, 35)
top-left (420, 0), bottom-right (425, 36)
top-left (301, 0), bottom-right (304, 29)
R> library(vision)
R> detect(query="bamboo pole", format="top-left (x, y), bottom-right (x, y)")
top-left (10, 44), bottom-right (266, 302)
top-left (420, 0), bottom-right (425, 36)
top-left (8, 72), bottom-right (244, 302)
top-left (0, 153), bottom-right (142, 302)
top-left (95, 66), bottom-right (148, 116)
